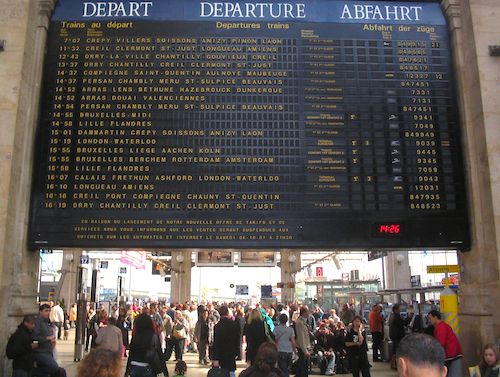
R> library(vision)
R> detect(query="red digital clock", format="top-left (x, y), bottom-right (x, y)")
top-left (379, 224), bottom-right (401, 234)
top-left (373, 223), bottom-right (403, 237)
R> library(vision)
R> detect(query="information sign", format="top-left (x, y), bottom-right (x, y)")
top-left (410, 274), bottom-right (421, 287)
top-left (261, 285), bottom-right (273, 298)
top-left (29, 0), bottom-right (469, 250)
top-left (427, 265), bottom-right (459, 274)
top-left (196, 251), bottom-right (234, 266)
top-left (368, 251), bottom-right (388, 261)
top-left (316, 267), bottom-right (324, 277)
top-left (236, 285), bottom-right (249, 295)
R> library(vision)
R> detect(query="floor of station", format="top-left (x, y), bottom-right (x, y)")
top-left (55, 328), bottom-right (397, 377)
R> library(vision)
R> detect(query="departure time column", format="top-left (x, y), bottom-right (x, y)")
top-left (44, 25), bottom-right (82, 210)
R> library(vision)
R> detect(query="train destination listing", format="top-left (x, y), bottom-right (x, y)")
top-left (28, 0), bottom-right (470, 249)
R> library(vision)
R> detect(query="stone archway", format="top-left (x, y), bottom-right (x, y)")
top-left (441, 0), bottom-right (500, 364)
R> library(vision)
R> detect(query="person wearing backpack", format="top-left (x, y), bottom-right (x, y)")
top-left (6, 315), bottom-right (38, 377)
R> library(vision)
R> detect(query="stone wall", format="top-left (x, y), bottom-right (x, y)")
top-left (441, 0), bottom-right (500, 366)
top-left (0, 0), bottom-right (55, 374)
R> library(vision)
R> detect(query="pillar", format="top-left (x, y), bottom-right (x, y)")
top-left (0, 0), bottom-right (57, 375)
top-left (441, 0), bottom-right (500, 366)
top-left (58, 249), bottom-right (82, 311)
top-left (280, 250), bottom-right (301, 304)
top-left (385, 252), bottom-right (411, 303)
top-left (171, 250), bottom-right (192, 303)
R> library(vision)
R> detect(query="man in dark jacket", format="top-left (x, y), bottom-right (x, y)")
top-left (212, 305), bottom-right (240, 377)
top-left (389, 304), bottom-right (411, 369)
top-left (33, 303), bottom-right (67, 377)
top-left (6, 315), bottom-right (38, 377)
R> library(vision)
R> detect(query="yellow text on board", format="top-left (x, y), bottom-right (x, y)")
top-left (427, 265), bottom-right (459, 274)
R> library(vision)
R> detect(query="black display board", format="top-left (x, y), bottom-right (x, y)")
top-left (29, 0), bottom-right (470, 250)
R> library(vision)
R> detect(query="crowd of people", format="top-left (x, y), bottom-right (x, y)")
top-left (5, 299), bottom-right (500, 377)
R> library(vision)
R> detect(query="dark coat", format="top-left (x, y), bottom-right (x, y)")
top-left (389, 313), bottom-right (405, 342)
top-left (7, 323), bottom-right (35, 371)
top-left (239, 364), bottom-right (283, 377)
top-left (243, 320), bottom-right (268, 364)
top-left (128, 329), bottom-right (167, 375)
top-left (213, 317), bottom-right (240, 371)
top-left (33, 316), bottom-right (54, 353)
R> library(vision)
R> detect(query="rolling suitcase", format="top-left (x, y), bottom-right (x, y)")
top-left (381, 339), bottom-right (393, 362)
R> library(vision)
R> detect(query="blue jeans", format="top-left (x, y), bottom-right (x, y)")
top-left (129, 365), bottom-right (155, 377)
top-left (33, 352), bottom-right (60, 375)
top-left (278, 352), bottom-right (292, 377)
top-left (318, 350), bottom-right (336, 373)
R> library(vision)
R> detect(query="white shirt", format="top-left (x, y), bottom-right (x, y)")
top-left (50, 305), bottom-right (64, 323)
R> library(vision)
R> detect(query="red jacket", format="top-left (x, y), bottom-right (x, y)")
top-left (434, 321), bottom-right (462, 360)
top-left (368, 310), bottom-right (383, 333)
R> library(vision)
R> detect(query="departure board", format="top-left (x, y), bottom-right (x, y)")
top-left (29, 0), bottom-right (470, 250)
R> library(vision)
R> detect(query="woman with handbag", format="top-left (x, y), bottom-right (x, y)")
top-left (126, 313), bottom-right (168, 377)
top-left (170, 310), bottom-right (188, 361)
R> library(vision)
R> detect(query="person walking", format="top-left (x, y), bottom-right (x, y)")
top-left (212, 305), bottom-right (240, 377)
top-left (194, 309), bottom-right (210, 364)
top-left (166, 310), bottom-right (188, 361)
top-left (243, 308), bottom-right (268, 365)
top-left (235, 305), bottom-right (246, 361)
top-left (273, 313), bottom-right (296, 377)
top-left (95, 316), bottom-right (123, 353)
top-left (126, 313), bottom-right (168, 377)
top-left (295, 306), bottom-right (312, 377)
top-left (50, 301), bottom-right (64, 340)
top-left (69, 304), bottom-right (77, 328)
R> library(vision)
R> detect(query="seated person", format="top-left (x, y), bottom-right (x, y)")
top-left (469, 344), bottom-right (499, 377)
top-left (315, 322), bottom-right (336, 375)
top-left (33, 304), bottom-right (67, 377)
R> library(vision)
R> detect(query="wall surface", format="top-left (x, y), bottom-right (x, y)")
top-left (441, 0), bottom-right (500, 366)
top-left (0, 0), bottom-right (498, 374)
top-left (0, 0), bottom-right (56, 374)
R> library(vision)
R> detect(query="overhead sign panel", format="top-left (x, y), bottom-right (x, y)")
top-left (196, 251), bottom-right (234, 266)
top-left (239, 251), bottom-right (277, 266)
top-left (29, 0), bottom-right (469, 250)
top-left (427, 264), bottom-right (460, 274)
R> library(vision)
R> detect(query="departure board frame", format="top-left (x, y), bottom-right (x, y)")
top-left (29, 0), bottom-right (471, 250)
